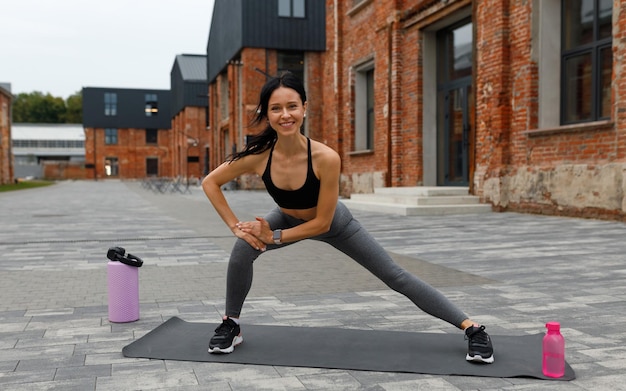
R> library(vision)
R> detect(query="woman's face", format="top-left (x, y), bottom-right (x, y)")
top-left (267, 86), bottom-right (307, 135)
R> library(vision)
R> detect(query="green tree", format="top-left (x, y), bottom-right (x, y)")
top-left (12, 91), bottom-right (82, 123)
top-left (64, 91), bottom-right (82, 123)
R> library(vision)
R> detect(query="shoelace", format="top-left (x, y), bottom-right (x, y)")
top-left (466, 325), bottom-right (489, 346)
top-left (214, 320), bottom-right (235, 335)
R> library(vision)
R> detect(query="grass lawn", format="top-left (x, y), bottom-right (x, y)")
top-left (0, 180), bottom-right (55, 192)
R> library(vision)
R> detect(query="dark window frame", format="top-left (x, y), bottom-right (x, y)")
top-left (277, 50), bottom-right (305, 84)
top-left (145, 93), bottom-right (158, 117)
top-left (104, 93), bottom-right (117, 116)
top-left (365, 68), bottom-right (375, 150)
top-left (105, 157), bottom-right (119, 177)
top-left (146, 157), bottom-right (158, 177)
top-left (104, 128), bottom-right (118, 145)
top-left (278, 0), bottom-right (306, 18)
top-left (145, 129), bottom-right (158, 145)
top-left (560, 0), bottom-right (612, 124)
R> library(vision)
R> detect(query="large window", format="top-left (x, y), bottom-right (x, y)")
top-left (561, 0), bottom-right (612, 124)
top-left (145, 129), bottom-right (158, 145)
top-left (278, 0), bottom-right (305, 18)
top-left (105, 128), bottom-right (118, 145)
top-left (13, 139), bottom-right (84, 148)
top-left (104, 93), bottom-right (117, 116)
top-left (278, 51), bottom-right (305, 83)
top-left (354, 62), bottom-right (375, 151)
top-left (145, 93), bottom-right (158, 117)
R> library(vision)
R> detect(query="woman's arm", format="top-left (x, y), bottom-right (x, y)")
top-left (202, 156), bottom-right (267, 251)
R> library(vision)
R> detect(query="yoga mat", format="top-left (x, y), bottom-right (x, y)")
top-left (123, 317), bottom-right (575, 380)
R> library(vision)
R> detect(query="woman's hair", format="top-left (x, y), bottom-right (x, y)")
top-left (226, 71), bottom-right (307, 162)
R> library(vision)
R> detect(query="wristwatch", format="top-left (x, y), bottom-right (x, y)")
top-left (272, 229), bottom-right (282, 244)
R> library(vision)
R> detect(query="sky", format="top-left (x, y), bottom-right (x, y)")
top-left (0, 0), bottom-right (215, 99)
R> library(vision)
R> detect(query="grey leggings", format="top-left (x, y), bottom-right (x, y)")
top-left (225, 201), bottom-right (468, 328)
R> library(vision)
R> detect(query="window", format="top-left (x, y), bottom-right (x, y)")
top-left (278, 51), bottom-right (305, 83)
top-left (105, 128), bottom-right (118, 145)
top-left (12, 139), bottom-right (85, 148)
top-left (146, 157), bottom-right (158, 177)
top-left (1, 102), bottom-right (7, 127)
top-left (561, 0), bottom-right (612, 124)
top-left (354, 63), bottom-right (375, 151)
top-left (220, 74), bottom-right (229, 120)
top-left (278, 0), bottom-right (305, 18)
top-left (104, 157), bottom-right (119, 176)
top-left (145, 129), bottom-right (158, 144)
top-left (104, 93), bottom-right (117, 116)
top-left (145, 93), bottom-right (158, 116)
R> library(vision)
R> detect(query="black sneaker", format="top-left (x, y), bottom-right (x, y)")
top-left (208, 317), bottom-right (243, 354)
top-left (465, 325), bottom-right (494, 363)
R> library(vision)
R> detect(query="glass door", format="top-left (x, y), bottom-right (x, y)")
top-left (437, 19), bottom-right (473, 186)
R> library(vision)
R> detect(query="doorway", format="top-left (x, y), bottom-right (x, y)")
top-left (436, 19), bottom-right (473, 186)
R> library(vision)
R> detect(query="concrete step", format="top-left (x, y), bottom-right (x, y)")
top-left (342, 186), bottom-right (492, 216)
top-left (350, 193), bottom-right (481, 206)
top-left (373, 186), bottom-right (470, 197)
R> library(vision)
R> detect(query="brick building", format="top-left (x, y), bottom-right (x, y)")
top-left (206, 0), bottom-right (326, 191)
top-left (82, 56), bottom-right (209, 182)
top-left (82, 88), bottom-right (172, 180)
top-left (206, 0), bottom-right (625, 220)
top-left (170, 54), bottom-right (210, 181)
top-left (0, 83), bottom-right (13, 185)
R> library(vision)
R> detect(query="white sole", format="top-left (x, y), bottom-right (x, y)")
top-left (466, 353), bottom-right (494, 364)
top-left (208, 335), bottom-right (243, 354)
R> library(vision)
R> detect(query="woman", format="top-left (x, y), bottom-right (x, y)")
top-left (201, 72), bottom-right (494, 363)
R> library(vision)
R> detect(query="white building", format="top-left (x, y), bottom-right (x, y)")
top-left (12, 123), bottom-right (84, 179)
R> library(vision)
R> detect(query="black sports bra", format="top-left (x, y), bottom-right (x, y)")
top-left (262, 138), bottom-right (321, 209)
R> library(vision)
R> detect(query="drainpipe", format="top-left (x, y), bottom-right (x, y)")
top-left (93, 128), bottom-right (97, 181)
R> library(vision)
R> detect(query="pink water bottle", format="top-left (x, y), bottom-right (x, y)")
top-left (542, 321), bottom-right (565, 378)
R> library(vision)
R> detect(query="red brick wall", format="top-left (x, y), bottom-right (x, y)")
top-left (473, 0), bottom-right (626, 220)
top-left (43, 162), bottom-right (87, 180)
top-left (205, 0), bottom-right (625, 219)
top-left (0, 89), bottom-right (13, 185)
top-left (84, 127), bottom-right (172, 180)
top-left (172, 106), bottom-right (208, 180)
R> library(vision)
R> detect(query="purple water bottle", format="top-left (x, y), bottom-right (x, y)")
top-left (106, 247), bottom-right (143, 323)
top-left (542, 321), bottom-right (565, 378)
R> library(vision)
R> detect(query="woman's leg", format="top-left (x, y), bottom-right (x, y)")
top-left (224, 207), bottom-right (298, 318)
top-left (316, 202), bottom-right (468, 328)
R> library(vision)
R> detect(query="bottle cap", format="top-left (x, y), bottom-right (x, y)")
top-left (546, 321), bottom-right (560, 331)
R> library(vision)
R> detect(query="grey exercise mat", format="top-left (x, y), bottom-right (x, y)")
top-left (122, 317), bottom-right (575, 380)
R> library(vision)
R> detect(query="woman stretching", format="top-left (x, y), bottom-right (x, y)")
top-left (201, 72), bottom-right (494, 363)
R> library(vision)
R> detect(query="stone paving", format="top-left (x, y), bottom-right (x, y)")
top-left (0, 180), bottom-right (625, 390)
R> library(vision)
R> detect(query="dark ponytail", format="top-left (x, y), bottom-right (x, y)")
top-left (226, 71), bottom-right (307, 162)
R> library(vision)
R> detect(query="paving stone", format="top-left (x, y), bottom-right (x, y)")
top-left (0, 181), bottom-right (625, 390)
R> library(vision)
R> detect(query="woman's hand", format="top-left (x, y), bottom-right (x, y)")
top-left (236, 217), bottom-right (273, 248)
top-left (232, 222), bottom-right (268, 252)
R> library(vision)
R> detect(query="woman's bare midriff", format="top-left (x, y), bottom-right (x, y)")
top-left (280, 206), bottom-right (317, 222)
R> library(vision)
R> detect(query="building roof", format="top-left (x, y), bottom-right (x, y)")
top-left (0, 82), bottom-right (11, 97)
top-left (12, 123), bottom-right (85, 141)
top-left (175, 54), bottom-right (207, 81)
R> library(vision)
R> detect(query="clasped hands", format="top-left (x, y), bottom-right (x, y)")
top-left (234, 217), bottom-right (272, 251)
